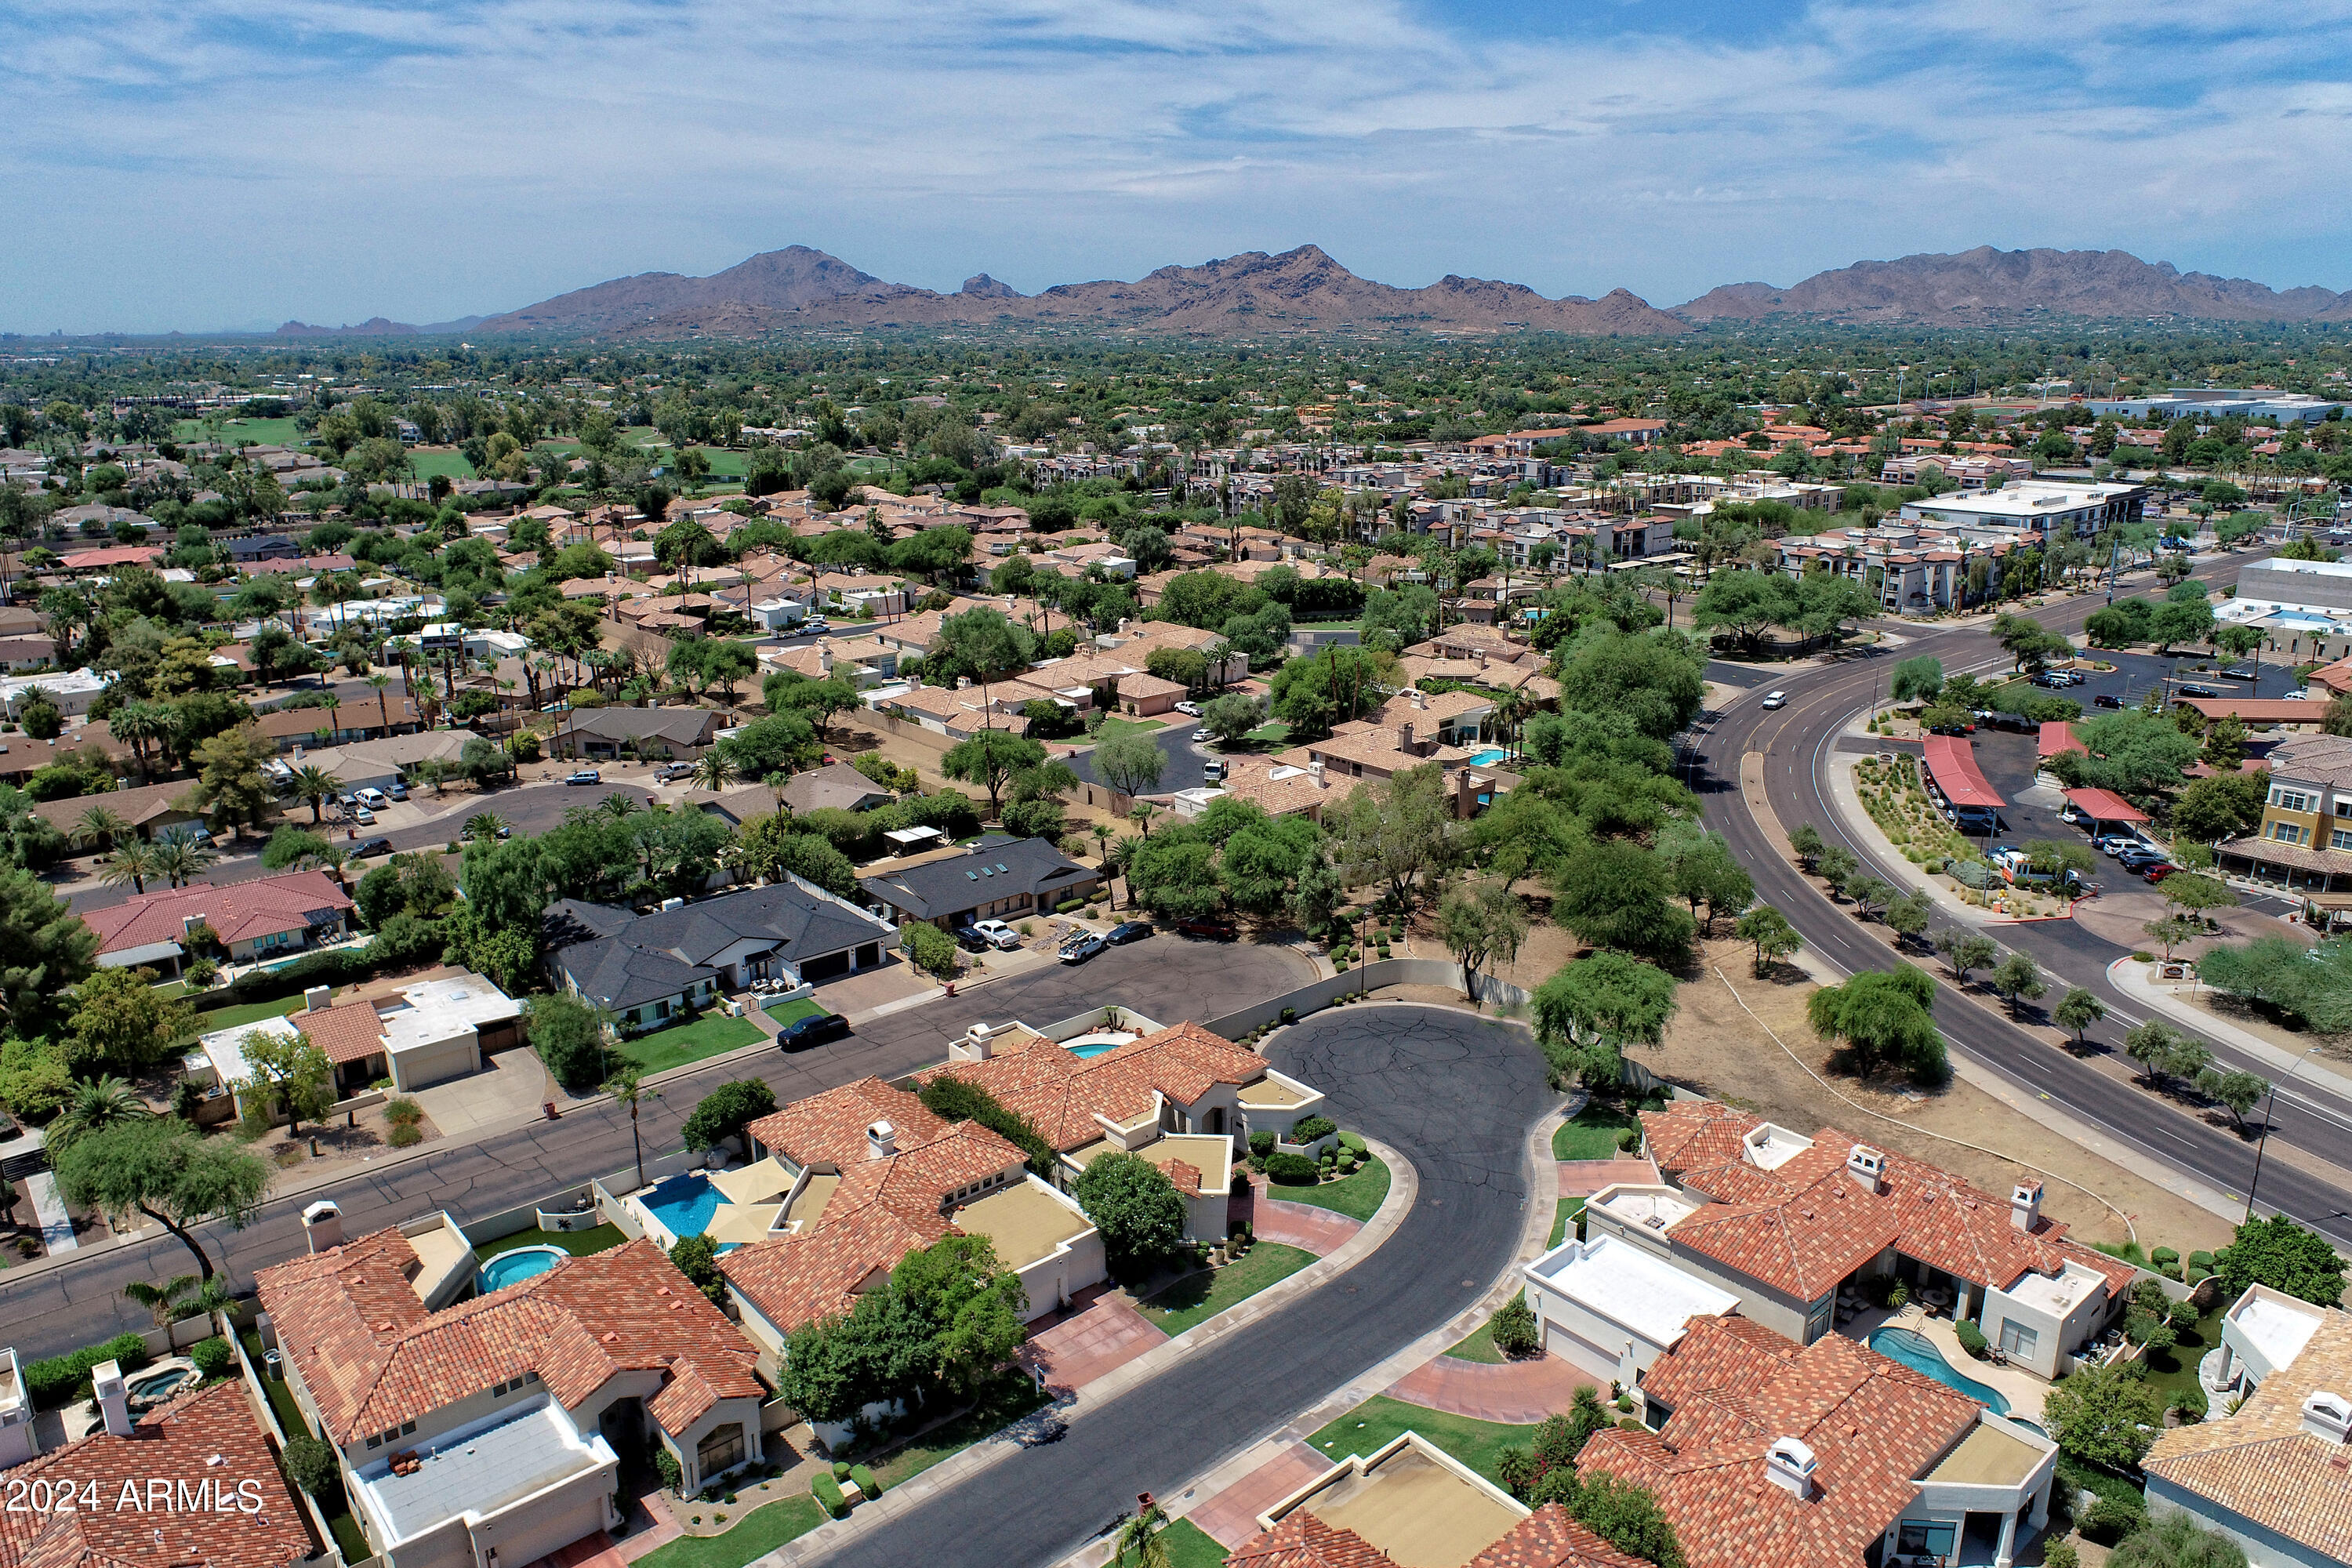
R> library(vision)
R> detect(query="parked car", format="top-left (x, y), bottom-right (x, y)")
top-left (1174, 917), bottom-right (1238, 941)
top-left (1058, 933), bottom-right (1106, 964)
top-left (970, 919), bottom-right (1023, 950)
top-left (2222, 666), bottom-right (2259, 681)
top-left (2143, 863), bottom-right (2180, 883)
top-left (1202, 758), bottom-right (1226, 782)
top-left (1174, 701), bottom-right (1201, 717)
top-left (2031, 671), bottom-right (2081, 688)
top-left (1926, 721), bottom-right (1975, 737)
top-left (2093, 693), bottom-right (2125, 709)
top-left (1105, 920), bottom-right (1154, 945)
top-left (775, 1011), bottom-right (851, 1050)
top-left (565, 769), bottom-right (602, 785)
top-left (355, 787), bottom-right (390, 811)
top-left (352, 837), bottom-right (393, 858)
top-left (953, 926), bottom-right (992, 953)
top-left (386, 781), bottom-right (409, 801)
top-left (1760, 691), bottom-right (1788, 710)
top-left (349, 805), bottom-right (376, 826)
top-left (2118, 848), bottom-right (2169, 871)
top-left (2093, 835), bottom-right (2140, 856)
top-left (1192, 728), bottom-right (1213, 743)
top-left (655, 762), bottom-right (694, 782)
top-left (2178, 683), bottom-right (2224, 699)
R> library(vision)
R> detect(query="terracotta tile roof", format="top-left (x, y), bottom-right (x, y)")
top-left (1639, 1315), bottom-right (1802, 1413)
top-left (745, 1077), bottom-right (952, 1167)
top-left (2143, 1309), bottom-right (2352, 1560)
top-left (720, 1200), bottom-right (947, 1337)
top-left (1468, 1504), bottom-right (1652, 1568)
top-left (1578, 1332), bottom-right (1980, 1568)
top-left (1165, 1158), bottom-right (1203, 1197)
top-left (256, 1232), bottom-right (760, 1446)
top-left (0, 1381), bottom-right (311, 1568)
top-left (919, 1022), bottom-right (1266, 1152)
top-left (291, 998), bottom-right (388, 1065)
top-left (80, 869), bottom-right (352, 958)
top-left (1224, 1510), bottom-right (1402, 1568)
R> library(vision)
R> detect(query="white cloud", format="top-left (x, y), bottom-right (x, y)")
top-left (4, 0), bottom-right (2351, 328)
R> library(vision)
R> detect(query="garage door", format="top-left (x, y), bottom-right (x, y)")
top-left (1544, 1319), bottom-right (1621, 1388)
top-left (801, 950), bottom-right (851, 982)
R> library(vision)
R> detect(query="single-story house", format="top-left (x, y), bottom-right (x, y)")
top-left (29, 777), bottom-right (209, 843)
top-left (859, 833), bottom-right (1099, 927)
top-left (778, 761), bottom-right (895, 815)
top-left (545, 879), bottom-right (898, 1033)
top-left (552, 706), bottom-right (725, 761)
top-left (79, 868), bottom-right (354, 976)
top-left (246, 971), bottom-right (526, 1098)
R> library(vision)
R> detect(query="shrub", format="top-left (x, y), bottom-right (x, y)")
top-left (1291, 1115), bottom-right (1337, 1143)
top-left (1279, 1007), bottom-right (1295, 1025)
top-left (830, 1461), bottom-right (851, 1481)
top-left (2168, 1298), bottom-right (2201, 1333)
top-left (189, 1337), bottom-right (234, 1381)
top-left (849, 1463), bottom-right (882, 1497)
top-left (1337, 1155), bottom-right (1359, 1174)
top-left (2082, 1491), bottom-right (2146, 1544)
top-left (2044, 1542), bottom-right (2079, 1568)
top-left (2152, 1246), bottom-right (2180, 1270)
top-left (1490, 1293), bottom-right (1540, 1357)
top-left (1265, 1152), bottom-right (1319, 1185)
top-left (24, 1333), bottom-right (151, 1408)
top-left (812, 1473), bottom-right (848, 1518)
top-left (282, 1434), bottom-right (341, 1494)
top-left (1617, 1128), bottom-right (1641, 1153)
top-left (1338, 1131), bottom-right (1368, 1156)
top-left (2171, 1383), bottom-right (2209, 1423)
top-left (654, 1446), bottom-right (682, 1492)
top-left (1248, 1130), bottom-right (1275, 1160)
top-left (1953, 1319), bottom-right (1988, 1359)
top-left (2189, 1249), bottom-right (2215, 1269)
top-left (899, 919), bottom-right (960, 979)
top-left (385, 1098), bottom-right (423, 1127)
top-left (388, 1123), bottom-right (423, 1148)
top-left (681, 1079), bottom-right (779, 1154)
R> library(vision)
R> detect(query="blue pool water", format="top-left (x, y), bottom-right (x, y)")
top-left (1867, 1327), bottom-right (2011, 1414)
top-left (1070, 1041), bottom-right (1120, 1059)
top-left (1467, 748), bottom-right (1512, 766)
top-left (641, 1172), bottom-right (723, 1240)
top-left (478, 1245), bottom-right (567, 1292)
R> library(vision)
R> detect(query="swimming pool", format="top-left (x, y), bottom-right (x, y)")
top-left (639, 1171), bottom-right (723, 1243)
top-left (1867, 1327), bottom-right (2011, 1414)
top-left (478, 1244), bottom-right (568, 1292)
top-left (1467, 748), bottom-right (1512, 766)
top-left (1063, 1030), bottom-right (1138, 1060)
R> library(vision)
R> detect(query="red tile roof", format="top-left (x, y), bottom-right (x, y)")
top-left (919, 1022), bottom-right (1268, 1152)
top-left (291, 998), bottom-right (388, 1065)
top-left (81, 869), bottom-right (353, 957)
top-left (745, 1076), bottom-right (952, 1166)
top-left (1578, 1332), bottom-right (1981, 1568)
top-left (256, 1231), bottom-right (760, 1446)
top-left (0, 1381), bottom-right (310, 1568)
top-left (1224, 1510), bottom-right (1402, 1568)
top-left (1469, 1505), bottom-right (1652, 1568)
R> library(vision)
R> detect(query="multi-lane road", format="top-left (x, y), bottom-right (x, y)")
top-left (1690, 558), bottom-right (2352, 1247)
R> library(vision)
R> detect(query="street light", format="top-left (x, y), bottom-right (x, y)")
top-left (2245, 1044), bottom-right (2326, 1221)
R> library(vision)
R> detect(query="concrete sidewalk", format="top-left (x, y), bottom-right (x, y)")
top-left (2107, 955), bottom-right (2352, 1105)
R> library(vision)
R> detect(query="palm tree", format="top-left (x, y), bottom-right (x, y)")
top-left (47, 1075), bottom-right (154, 1155)
top-left (71, 805), bottom-right (133, 855)
top-left (304, 843), bottom-right (354, 889)
top-left (109, 699), bottom-right (169, 779)
top-left (690, 751), bottom-right (735, 793)
top-left (290, 764), bottom-right (341, 824)
top-left (463, 813), bottom-right (509, 844)
top-left (1111, 1495), bottom-right (1171, 1568)
top-left (99, 840), bottom-right (161, 895)
top-left (1128, 801), bottom-right (1158, 839)
top-left (365, 673), bottom-right (393, 734)
top-left (151, 826), bottom-right (217, 890)
top-left (122, 1274), bottom-right (199, 1330)
top-left (764, 771), bottom-right (791, 815)
top-left (603, 1065), bottom-right (655, 1191)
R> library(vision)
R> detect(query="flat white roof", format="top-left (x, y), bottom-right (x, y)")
top-left (355, 1399), bottom-right (601, 1542)
top-left (2002, 1261), bottom-right (2104, 1317)
top-left (1743, 1121), bottom-right (1813, 1171)
top-left (198, 1013), bottom-right (303, 1088)
top-left (2232, 1290), bottom-right (2326, 1370)
top-left (1588, 1183), bottom-right (1700, 1236)
top-left (1525, 1234), bottom-right (1737, 1345)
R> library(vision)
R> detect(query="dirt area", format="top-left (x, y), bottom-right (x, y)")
top-left (1641, 936), bottom-right (2234, 1258)
top-left (2164, 981), bottom-right (2352, 1069)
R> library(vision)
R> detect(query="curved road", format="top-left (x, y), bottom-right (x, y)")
top-left (812, 1004), bottom-right (1554, 1568)
top-left (0, 935), bottom-right (1312, 1362)
top-left (1691, 560), bottom-right (2352, 1247)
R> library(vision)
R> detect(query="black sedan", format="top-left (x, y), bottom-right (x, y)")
top-left (953, 926), bottom-right (993, 953)
top-left (352, 837), bottom-right (393, 858)
top-left (775, 1011), bottom-right (851, 1050)
top-left (1105, 920), bottom-right (1154, 945)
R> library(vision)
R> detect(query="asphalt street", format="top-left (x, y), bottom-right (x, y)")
top-left (811, 1004), bottom-right (1555, 1568)
top-left (1690, 556), bottom-right (2352, 1248)
top-left (0, 933), bottom-right (1312, 1361)
top-left (1063, 720), bottom-right (1215, 794)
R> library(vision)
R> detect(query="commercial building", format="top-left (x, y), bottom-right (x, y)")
top-left (1900, 481), bottom-right (2145, 542)
top-left (2215, 733), bottom-right (2352, 898)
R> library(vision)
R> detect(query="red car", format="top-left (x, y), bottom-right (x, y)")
top-left (2143, 863), bottom-right (2180, 884)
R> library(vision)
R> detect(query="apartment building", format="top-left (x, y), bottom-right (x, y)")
top-left (2216, 732), bottom-right (2352, 895)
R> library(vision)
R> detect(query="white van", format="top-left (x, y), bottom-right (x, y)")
top-left (354, 787), bottom-right (390, 811)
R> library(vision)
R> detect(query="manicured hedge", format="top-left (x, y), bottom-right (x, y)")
top-left (849, 1464), bottom-right (882, 1498)
top-left (811, 1474), bottom-right (848, 1519)
top-left (1265, 1152), bottom-right (1319, 1185)
top-left (1290, 1116), bottom-right (1337, 1144)
top-left (25, 1333), bottom-right (151, 1409)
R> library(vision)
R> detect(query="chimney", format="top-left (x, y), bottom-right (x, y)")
top-left (93, 1361), bottom-right (133, 1438)
top-left (303, 985), bottom-right (332, 1014)
top-left (182, 914), bottom-right (205, 938)
top-left (291, 744), bottom-right (303, 760)
top-left (963, 1024), bottom-right (993, 1060)
top-left (301, 1200), bottom-right (344, 1254)
top-left (1399, 722), bottom-right (1415, 753)
top-left (1309, 760), bottom-right (1326, 788)
top-left (1846, 1143), bottom-right (1886, 1193)
top-left (866, 1120), bottom-right (898, 1160)
top-left (956, 677), bottom-right (971, 690)
top-left (2303, 1392), bottom-right (2352, 1444)
top-left (1764, 1437), bottom-right (1817, 1501)
top-left (2010, 1181), bottom-right (2042, 1232)
top-left (1410, 688), bottom-right (1425, 710)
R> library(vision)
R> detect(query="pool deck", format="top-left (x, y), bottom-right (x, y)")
top-left (1882, 1305), bottom-right (2052, 1421)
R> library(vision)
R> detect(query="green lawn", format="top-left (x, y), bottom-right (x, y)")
top-left (1095, 717), bottom-right (1165, 739)
top-left (614, 1014), bottom-right (766, 1074)
top-left (472, 1224), bottom-right (626, 1261)
top-left (180, 993), bottom-right (310, 1041)
top-left (1243, 720), bottom-right (1291, 746)
top-left (1139, 1242), bottom-right (1317, 1334)
top-left (1160, 1518), bottom-right (1230, 1568)
top-left (1266, 1156), bottom-right (1389, 1221)
top-left (868, 1374), bottom-right (1051, 1488)
top-left (1548, 1199), bottom-right (1584, 1249)
top-left (1305, 1395), bottom-right (1536, 1486)
top-left (764, 997), bottom-right (824, 1027)
top-left (1447, 1316), bottom-right (1507, 1364)
top-left (688, 446), bottom-right (749, 478)
top-left (178, 416), bottom-right (304, 447)
top-left (2137, 1307), bottom-right (2224, 1414)
top-left (634, 1495), bottom-right (825, 1568)
top-left (408, 448), bottom-right (475, 481)
top-left (1553, 1102), bottom-right (1640, 1161)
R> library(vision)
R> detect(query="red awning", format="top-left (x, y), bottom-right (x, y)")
top-left (2065, 786), bottom-right (2149, 825)
top-left (2037, 721), bottom-right (2084, 760)
top-left (1921, 736), bottom-right (2005, 809)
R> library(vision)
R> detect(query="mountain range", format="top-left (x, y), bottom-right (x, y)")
top-left (264, 243), bottom-right (2352, 340)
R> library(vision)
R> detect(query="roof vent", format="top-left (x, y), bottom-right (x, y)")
top-left (867, 1120), bottom-right (898, 1160)
top-left (1764, 1436), bottom-right (1817, 1500)
top-left (2305, 1392), bottom-right (2352, 1444)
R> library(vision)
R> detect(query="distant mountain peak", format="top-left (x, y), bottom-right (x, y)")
top-left (959, 273), bottom-right (1022, 299)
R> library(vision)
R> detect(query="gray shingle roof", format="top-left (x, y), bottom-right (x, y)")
top-left (546, 882), bottom-right (892, 1010)
top-left (561, 706), bottom-right (721, 748)
top-left (858, 833), bottom-right (1094, 920)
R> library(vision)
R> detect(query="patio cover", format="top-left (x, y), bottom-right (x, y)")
top-left (2037, 721), bottom-right (2084, 760)
top-left (2065, 786), bottom-right (2149, 825)
top-left (1921, 735), bottom-right (2004, 809)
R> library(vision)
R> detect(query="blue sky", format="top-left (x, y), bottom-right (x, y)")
top-left (7, 0), bottom-right (2352, 332)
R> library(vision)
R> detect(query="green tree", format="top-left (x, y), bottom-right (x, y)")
top-left (1199, 691), bottom-right (1264, 746)
top-left (65, 970), bottom-right (196, 1073)
top-left (1888, 655), bottom-right (1944, 705)
top-left (190, 723), bottom-right (276, 833)
top-left (1437, 878), bottom-right (1530, 1004)
top-left (1110, 1496), bottom-right (1173, 1568)
top-left (1551, 840), bottom-right (1694, 965)
top-left (1806, 967), bottom-right (1947, 1083)
top-left (1935, 929), bottom-right (1998, 985)
top-left (1788, 822), bottom-right (1824, 869)
top-left (942, 728), bottom-right (1047, 818)
top-left (1073, 1149), bottom-right (1189, 1274)
top-left (52, 1118), bottom-right (271, 1281)
top-left (0, 868), bottom-right (99, 1031)
top-left (888, 1231), bottom-right (1028, 1397)
top-left (902, 919), bottom-right (960, 978)
top-left (1532, 950), bottom-right (1679, 1088)
top-left (2214, 1214), bottom-right (2347, 1306)
top-left (1883, 888), bottom-right (1933, 946)
top-left (931, 608), bottom-right (1036, 714)
top-left (44, 1073), bottom-right (156, 1155)
top-left (1091, 728), bottom-right (1167, 799)
top-left (2195, 1066), bottom-right (2270, 1128)
top-left (1571, 1472), bottom-right (1686, 1568)
top-left (1337, 765), bottom-right (1454, 909)
top-left (528, 991), bottom-right (610, 1094)
top-left (680, 1079), bottom-right (777, 1153)
top-left (2044, 1362), bottom-right (2165, 1469)
top-left (1734, 906), bottom-right (1803, 975)
top-left (1989, 952), bottom-right (2047, 1018)
top-left (2054, 987), bottom-right (2107, 1047)
top-left (238, 1026), bottom-right (332, 1139)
